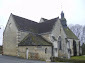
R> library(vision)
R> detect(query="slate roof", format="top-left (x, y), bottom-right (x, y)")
top-left (12, 14), bottom-right (58, 34)
top-left (18, 33), bottom-right (52, 46)
top-left (38, 18), bottom-right (58, 33)
top-left (12, 14), bottom-right (38, 33)
top-left (41, 18), bottom-right (48, 22)
top-left (64, 27), bottom-right (78, 40)
top-left (11, 13), bottom-right (79, 47)
top-left (60, 18), bottom-right (78, 40)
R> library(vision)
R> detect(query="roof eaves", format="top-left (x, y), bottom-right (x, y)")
top-left (18, 43), bottom-right (52, 46)
top-left (18, 33), bottom-right (52, 46)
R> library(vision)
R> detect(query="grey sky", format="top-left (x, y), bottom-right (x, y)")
top-left (0, 0), bottom-right (85, 45)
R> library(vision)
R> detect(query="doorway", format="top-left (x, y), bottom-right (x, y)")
top-left (26, 48), bottom-right (29, 59)
top-left (73, 40), bottom-right (77, 56)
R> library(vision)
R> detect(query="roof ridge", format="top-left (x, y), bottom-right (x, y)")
top-left (41, 17), bottom-right (48, 20)
top-left (12, 14), bottom-right (38, 23)
top-left (48, 17), bottom-right (59, 20)
top-left (10, 13), bottom-right (59, 33)
top-left (39, 17), bottom-right (58, 24)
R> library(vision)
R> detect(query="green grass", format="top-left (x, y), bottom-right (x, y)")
top-left (71, 56), bottom-right (85, 60)
top-left (51, 57), bottom-right (85, 63)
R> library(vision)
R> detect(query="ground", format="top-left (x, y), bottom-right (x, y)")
top-left (0, 55), bottom-right (68, 63)
top-left (71, 56), bottom-right (85, 60)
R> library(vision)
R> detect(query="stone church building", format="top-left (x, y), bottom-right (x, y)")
top-left (3, 12), bottom-right (80, 60)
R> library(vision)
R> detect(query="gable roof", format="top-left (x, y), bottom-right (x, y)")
top-left (18, 33), bottom-right (52, 46)
top-left (64, 27), bottom-right (78, 40)
top-left (60, 18), bottom-right (78, 40)
top-left (41, 18), bottom-right (48, 21)
top-left (38, 18), bottom-right (58, 33)
top-left (12, 14), bottom-right (58, 34)
top-left (12, 14), bottom-right (38, 33)
top-left (11, 14), bottom-right (78, 40)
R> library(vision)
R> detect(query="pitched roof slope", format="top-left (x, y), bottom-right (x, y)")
top-left (41, 18), bottom-right (48, 21)
top-left (18, 33), bottom-right (52, 46)
top-left (12, 14), bottom-right (58, 33)
top-left (64, 27), bottom-right (78, 40)
top-left (12, 14), bottom-right (38, 33)
top-left (38, 18), bottom-right (58, 33)
top-left (60, 18), bottom-right (78, 40)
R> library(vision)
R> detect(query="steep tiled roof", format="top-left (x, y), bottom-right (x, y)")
top-left (12, 14), bottom-right (58, 34)
top-left (18, 33), bottom-right (52, 46)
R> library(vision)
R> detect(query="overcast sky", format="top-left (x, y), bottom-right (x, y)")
top-left (0, 0), bottom-right (85, 45)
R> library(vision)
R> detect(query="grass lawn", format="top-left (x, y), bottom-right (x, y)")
top-left (71, 56), bottom-right (85, 60)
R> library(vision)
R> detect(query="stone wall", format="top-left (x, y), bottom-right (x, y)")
top-left (41, 19), bottom-right (68, 58)
top-left (18, 46), bottom-right (52, 60)
top-left (51, 19), bottom-right (68, 58)
top-left (68, 39), bottom-right (80, 56)
top-left (75, 40), bottom-right (80, 56)
top-left (41, 33), bottom-right (51, 42)
top-left (17, 31), bottom-right (29, 43)
top-left (68, 39), bottom-right (73, 56)
top-left (3, 14), bottom-right (18, 56)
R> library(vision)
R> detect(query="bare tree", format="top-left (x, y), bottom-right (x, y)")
top-left (82, 26), bottom-right (85, 44)
top-left (68, 24), bottom-right (83, 45)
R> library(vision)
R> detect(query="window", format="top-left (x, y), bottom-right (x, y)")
top-left (45, 48), bottom-right (47, 54)
top-left (52, 36), bottom-right (57, 41)
top-left (58, 36), bottom-right (62, 50)
top-left (60, 28), bottom-right (61, 33)
top-left (67, 40), bottom-right (70, 49)
top-left (9, 23), bottom-right (12, 28)
top-left (68, 41), bottom-right (70, 48)
top-left (60, 26), bottom-right (61, 34)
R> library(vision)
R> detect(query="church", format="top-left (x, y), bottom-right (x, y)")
top-left (3, 11), bottom-right (80, 60)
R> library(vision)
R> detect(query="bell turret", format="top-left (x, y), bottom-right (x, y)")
top-left (61, 11), bottom-right (64, 19)
top-left (60, 11), bottom-right (67, 28)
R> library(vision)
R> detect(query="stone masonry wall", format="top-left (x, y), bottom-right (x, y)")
top-left (41, 19), bottom-right (68, 58)
top-left (51, 19), bottom-right (68, 58)
top-left (75, 40), bottom-right (80, 56)
top-left (18, 46), bottom-right (52, 60)
top-left (3, 15), bottom-right (18, 56)
top-left (68, 39), bottom-right (74, 56)
top-left (68, 39), bottom-right (80, 56)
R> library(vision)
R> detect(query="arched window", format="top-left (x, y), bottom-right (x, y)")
top-left (45, 48), bottom-right (47, 54)
top-left (68, 41), bottom-right (70, 48)
top-left (58, 36), bottom-right (62, 50)
top-left (52, 36), bottom-right (57, 41)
